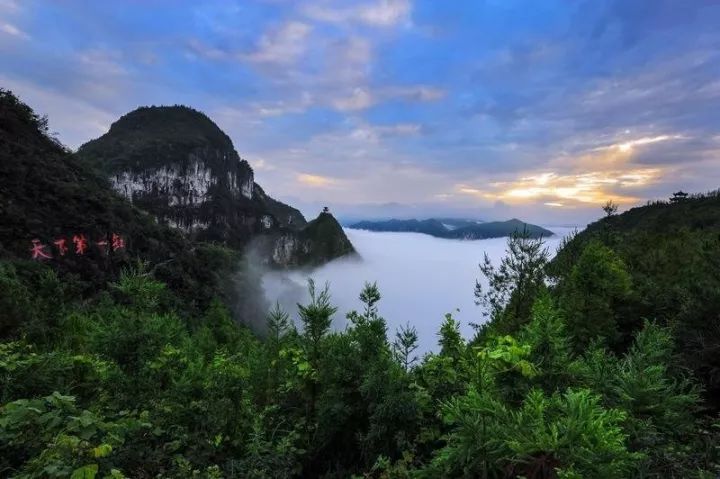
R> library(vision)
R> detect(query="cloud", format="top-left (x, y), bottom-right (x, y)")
top-left (331, 85), bottom-right (444, 111)
top-left (349, 122), bottom-right (421, 142)
top-left (242, 21), bottom-right (312, 65)
top-left (302, 0), bottom-right (412, 27)
top-left (253, 91), bottom-right (315, 117)
top-left (77, 49), bottom-right (128, 77)
top-left (297, 173), bottom-right (339, 187)
top-left (3, 0), bottom-right (719, 225)
top-left (0, 75), bottom-right (116, 149)
top-left (610, 135), bottom-right (682, 152)
top-left (457, 168), bottom-right (664, 206)
top-left (323, 36), bottom-right (372, 84)
top-left (0, 0), bottom-right (20, 13)
top-left (1, 22), bottom-right (28, 39)
top-left (184, 8), bottom-right (441, 117)
top-left (332, 87), bottom-right (374, 111)
top-left (186, 38), bottom-right (227, 61)
top-left (383, 85), bottom-right (445, 102)
top-left (358, 0), bottom-right (412, 26)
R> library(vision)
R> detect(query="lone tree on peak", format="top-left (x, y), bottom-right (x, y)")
top-left (670, 191), bottom-right (689, 203)
top-left (602, 200), bottom-right (619, 217)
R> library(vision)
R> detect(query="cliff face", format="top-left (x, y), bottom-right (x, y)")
top-left (75, 105), bottom-right (352, 266)
top-left (252, 183), bottom-right (306, 230)
top-left (75, 106), bottom-right (290, 245)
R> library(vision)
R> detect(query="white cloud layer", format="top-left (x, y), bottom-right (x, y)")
top-left (263, 226), bottom-right (577, 354)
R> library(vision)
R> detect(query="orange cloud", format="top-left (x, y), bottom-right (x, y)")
top-left (297, 173), bottom-right (338, 187)
top-left (606, 135), bottom-right (682, 153)
top-left (457, 168), bottom-right (663, 206)
top-left (462, 134), bottom-right (681, 207)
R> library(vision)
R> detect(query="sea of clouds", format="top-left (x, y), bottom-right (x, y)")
top-left (261, 226), bottom-right (578, 354)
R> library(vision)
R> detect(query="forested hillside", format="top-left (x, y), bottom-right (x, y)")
top-left (350, 218), bottom-right (553, 240)
top-left (1, 88), bottom-right (720, 478)
top-left (549, 196), bottom-right (720, 409)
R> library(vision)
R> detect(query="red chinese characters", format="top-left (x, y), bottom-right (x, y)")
top-left (96, 239), bottom-right (108, 253)
top-left (30, 239), bottom-right (52, 260)
top-left (30, 233), bottom-right (126, 260)
top-left (72, 234), bottom-right (88, 255)
top-left (111, 233), bottom-right (125, 251)
top-left (53, 238), bottom-right (68, 256)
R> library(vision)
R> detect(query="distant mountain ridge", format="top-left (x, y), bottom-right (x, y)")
top-left (349, 218), bottom-right (553, 239)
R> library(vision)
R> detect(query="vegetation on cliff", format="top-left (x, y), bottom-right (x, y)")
top-left (292, 212), bottom-right (356, 266)
top-left (550, 192), bottom-right (720, 409)
top-left (75, 105), bottom-right (243, 175)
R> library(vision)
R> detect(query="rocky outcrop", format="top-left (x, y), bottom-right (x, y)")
top-left (256, 212), bottom-right (356, 268)
top-left (252, 183), bottom-right (306, 230)
top-left (76, 106), bottom-right (266, 245)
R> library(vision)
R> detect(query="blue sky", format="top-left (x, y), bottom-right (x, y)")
top-left (1, 0), bottom-right (719, 223)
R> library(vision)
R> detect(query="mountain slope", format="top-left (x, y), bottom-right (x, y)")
top-left (549, 193), bottom-right (720, 407)
top-left (252, 183), bottom-right (306, 229)
top-left (349, 218), bottom-right (449, 236)
top-left (350, 217), bottom-right (553, 239)
top-left (447, 218), bottom-right (553, 239)
top-left (250, 212), bottom-right (355, 268)
top-left (0, 89), bottom-right (234, 308)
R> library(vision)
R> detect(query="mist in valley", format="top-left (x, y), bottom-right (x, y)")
top-left (261, 226), bottom-right (578, 354)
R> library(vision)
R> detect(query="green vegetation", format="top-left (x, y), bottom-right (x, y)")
top-left (292, 213), bottom-right (356, 266)
top-left (0, 89), bottom-right (238, 313)
top-left (2, 88), bottom-right (720, 477)
top-left (75, 105), bottom-right (242, 175)
top-left (3, 198), bottom-right (720, 477)
top-left (3, 249), bottom-right (718, 478)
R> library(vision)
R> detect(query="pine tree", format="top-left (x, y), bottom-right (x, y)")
top-left (475, 228), bottom-right (549, 334)
top-left (393, 322), bottom-right (419, 371)
top-left (558, 241), bottom-right (632, 350)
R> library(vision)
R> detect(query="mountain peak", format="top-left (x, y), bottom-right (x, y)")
top-left (107, 105), bottom-right (233, 148)
top-left (73, 102), bottom-right (353, 265)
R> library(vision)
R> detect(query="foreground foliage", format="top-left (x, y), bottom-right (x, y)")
top-left (2, 233), bottom-right (719, 479)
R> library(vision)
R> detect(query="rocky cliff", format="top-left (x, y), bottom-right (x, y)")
top-left (262, 212), bottom-right (356, 268)
top-left (75, 105), bottom-right (353, 265)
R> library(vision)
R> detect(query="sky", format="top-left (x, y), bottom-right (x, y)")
top-left (1, 0), bottom-right (719, 224)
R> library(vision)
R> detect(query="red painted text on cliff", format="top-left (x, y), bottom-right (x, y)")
top-left (30, 234), bottom-right (125, 260)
